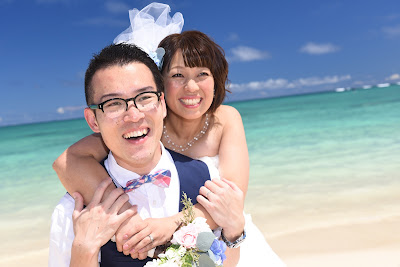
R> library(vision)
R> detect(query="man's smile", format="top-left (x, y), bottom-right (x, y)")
top-left (122, 128), bottom-right (149, 140)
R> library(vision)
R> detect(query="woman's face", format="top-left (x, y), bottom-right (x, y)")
top-left (163, 50), bottom-right (214, 120)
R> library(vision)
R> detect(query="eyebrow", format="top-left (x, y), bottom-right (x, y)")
top-left (168, 65), bottom-right (210, 72)
top-left (99, 86), bottom-right (155, 102)
top-left (167, 66), bottom-right (183, 72)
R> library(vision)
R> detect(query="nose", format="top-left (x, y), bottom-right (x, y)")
top-left (185, 79), bottom-right (199, 92)
top-left (123, 101), bottom-right (145, 122)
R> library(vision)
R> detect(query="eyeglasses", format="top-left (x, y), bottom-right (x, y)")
top-left (89, 91), bottom-right (162, 118)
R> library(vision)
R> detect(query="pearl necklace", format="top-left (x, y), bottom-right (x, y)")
top-left (163, 114), bottom-right (209, 152)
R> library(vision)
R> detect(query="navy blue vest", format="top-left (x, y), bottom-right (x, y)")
top-left (100, 150), bottom-right (210, 266)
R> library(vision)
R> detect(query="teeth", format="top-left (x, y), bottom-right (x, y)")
top-left (123, 128), bottom-right (148, 139)
top-left (180, 98), bottom-right (201, 105)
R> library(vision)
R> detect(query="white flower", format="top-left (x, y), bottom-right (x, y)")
top-left (177, 245), bottom-right (186, 257)
top-left (192, 217), bottom-right (212, 233)
top-left (164, 246), bottom-right (183, 260)
top-left (161, 261), bottom-right (180, 267)
top-left (144, 258), bottom-right (162, 266)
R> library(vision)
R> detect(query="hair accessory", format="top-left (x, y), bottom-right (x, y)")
top-left (113, 2), bottom-right (184, 69)
top-left (148, 47), bottom-right (165, 69)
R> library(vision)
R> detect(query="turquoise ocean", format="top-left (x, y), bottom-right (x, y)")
top-left (1, 85), bottom-right (399, 263)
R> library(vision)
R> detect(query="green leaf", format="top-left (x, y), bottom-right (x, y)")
top-left (198, 253), bottom-right (215, 267)
top-left (196, 232), bottom-right (216, 252)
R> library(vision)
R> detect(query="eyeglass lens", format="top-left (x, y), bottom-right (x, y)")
top-left (103, 92), bottom-right (159, 118)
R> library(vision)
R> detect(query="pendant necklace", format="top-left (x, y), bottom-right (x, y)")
top-left (163, 114), bottom-right (209, 152)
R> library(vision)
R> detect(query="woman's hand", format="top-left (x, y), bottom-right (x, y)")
top-left (70, 179), bottom-right (137, 266)
top-left (121, 216), bottom-right (181, 256)
top-left (197, 178), bottom-right (245, 241)
top-left (115, 212), bottom-right (148, 259)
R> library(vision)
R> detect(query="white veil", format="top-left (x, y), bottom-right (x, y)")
top-left (113, 2), bottom-right (184, 67)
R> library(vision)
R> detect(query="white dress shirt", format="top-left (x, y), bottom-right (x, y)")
top-left (48, 143), bottom-right (209, 267)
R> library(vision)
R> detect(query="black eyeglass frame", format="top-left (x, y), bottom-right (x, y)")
top-left (88, 91), bottom-right (162, 113)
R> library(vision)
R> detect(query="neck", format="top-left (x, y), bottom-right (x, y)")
top-left (166, 113), bottom-right (208, 138)
top-left (162, 113), bottom-right (210, 152)
top-left (110, 145), bottom-right (163, 175)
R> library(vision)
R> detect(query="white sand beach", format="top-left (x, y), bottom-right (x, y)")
top-left (2, 190), bottom-right (399, 267)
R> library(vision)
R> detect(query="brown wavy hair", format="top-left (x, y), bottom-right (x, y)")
top-left (159, 30), bottom-right (230, 114)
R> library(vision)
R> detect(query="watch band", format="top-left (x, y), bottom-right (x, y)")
top-left (221, 229), bottom-right (246, 248)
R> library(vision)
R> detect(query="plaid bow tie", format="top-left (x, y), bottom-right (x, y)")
top-left (124, 169), bottom-right (171, 193)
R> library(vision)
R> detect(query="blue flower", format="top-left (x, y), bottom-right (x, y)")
top-left (210, 239), bottom-right (227, 263)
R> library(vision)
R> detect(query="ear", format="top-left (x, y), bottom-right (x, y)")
top-left (160, 92), bottom-right (167, 119)
top-left (84, 108), bottom-right (101, 133)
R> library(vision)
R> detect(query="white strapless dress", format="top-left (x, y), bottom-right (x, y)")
top-left (199, 156), bottom-right (286, 267)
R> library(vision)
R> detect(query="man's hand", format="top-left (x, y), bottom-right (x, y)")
top-left (71, 179), bottom-right (137, 266)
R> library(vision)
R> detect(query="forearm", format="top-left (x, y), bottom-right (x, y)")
top-left (223, 248), bottom-right (240, 267)
top-left (54, 154), bottom-right (114, 204)
top-left (70, 240), bottom-right (99, 267)
top-left (192, 204), bottom-right (242, 267)
top-left (53, 134), bottom-right (111, 205)
top-left (193, 203), bottom-right (218, 229)
top-left (167, 203), bottom-right (217, 230)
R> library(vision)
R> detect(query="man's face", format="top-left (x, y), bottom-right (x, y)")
top-left (84, 62), bottom-right (167, 174)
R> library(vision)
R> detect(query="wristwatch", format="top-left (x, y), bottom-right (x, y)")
top-left (221, 229), bottom-right (246, 248)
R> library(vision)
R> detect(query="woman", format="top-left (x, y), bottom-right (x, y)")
top-left (54, 3), bottom-right (284, 266)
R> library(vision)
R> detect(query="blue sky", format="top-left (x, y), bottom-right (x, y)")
top-left (1, 0), bottom-right (400, 126)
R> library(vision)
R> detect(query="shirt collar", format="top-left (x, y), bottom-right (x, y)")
top-left (105, 142), bottom-right (171, 187)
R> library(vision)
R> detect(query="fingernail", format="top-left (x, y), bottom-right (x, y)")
top-left (123, 234), bottom-right (129, 240)
top-left (130, 249), bottom-right (135, 253)
top-left (123, 244), bottom-right (129, 249)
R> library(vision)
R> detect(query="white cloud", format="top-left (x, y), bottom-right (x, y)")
top-left (229, 46), bottom-right (270, 62)
top-left (105, 1), bottom-right (130, 14)
top-left (386, 73), bottom-right (400, 80)
top-left (230, 75), bottom-right (351, 92)
top-left (296, 75), bottom-right (351, 86)
top-left (231, 79), bottom-right (289, 91)
top-left (300, 42), bottom-right (340, 55)
top-left (57, 105), bottom-right (86, 114)
top-left (382, 24), bottom-right (400, 37)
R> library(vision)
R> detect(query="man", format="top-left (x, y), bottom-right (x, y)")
top-left (48, 43), bottom-right (243, 266)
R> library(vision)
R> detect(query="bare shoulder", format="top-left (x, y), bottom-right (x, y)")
top-left (215, 105), bottom-right (243, 124)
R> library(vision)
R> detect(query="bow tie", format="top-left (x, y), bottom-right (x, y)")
top-left (124, 169), bottom-right (171, 193)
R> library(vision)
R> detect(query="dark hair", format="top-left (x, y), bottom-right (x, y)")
top-left (159, 30), bottom-right (230, 113)
top-left (84, 43), bottom-right (164, 105)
